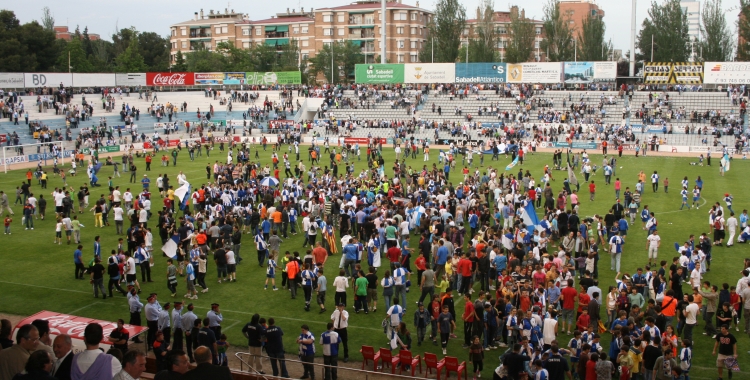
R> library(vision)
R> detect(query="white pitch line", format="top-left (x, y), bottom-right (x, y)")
top-left (0, 280), bottom-right (90, 294)
top-left (67, 301), bottom-right (107, 315)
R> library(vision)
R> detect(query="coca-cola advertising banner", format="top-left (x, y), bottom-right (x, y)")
top-left (146, 72), bottom-right (194, 86)
top-left (14, 311), bottom-right (148, 352)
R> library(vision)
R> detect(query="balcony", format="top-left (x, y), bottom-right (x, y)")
top-left (348, 15), bottom-right (375, 25)
top-left (348, 28), bottom-right (375, 39)
top-left (189, 30), bottom-right (211, 39)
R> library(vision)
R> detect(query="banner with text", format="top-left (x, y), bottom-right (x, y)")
top-left (24, 73), bottom-right (73, 88)
top-left (643, 62), bottom-right (703, 84)
top-left (506, 62), bottom-right (563, 83)
top-left (563, 62), bottom-right (617, 83)
top-left (0, 73), bottom-right (24, 88)
top-left (115, 73), bottom-right (147, 87)
top-left (224, 72), bottom-right (247, 85)
top-left (403, 63), bottom-right (455, 83)
top-left (245, 71), bottom-right (302, 85)
top-left (355, 64), bottom-right (405, 84)
top-left (146, 72), bottom-right (195, 86)
top-left (455, 63), bottom-right (507, 83)
top-left (703, 62), bottom-right (750, 84)
top-left (194, 72), bottom-right (224, 85)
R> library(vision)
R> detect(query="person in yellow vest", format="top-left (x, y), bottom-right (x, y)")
top-left (423, 146), bottom-right (430, 162)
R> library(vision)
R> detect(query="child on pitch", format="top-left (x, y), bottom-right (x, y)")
top-left (265, 254), bottom-right (279, 290)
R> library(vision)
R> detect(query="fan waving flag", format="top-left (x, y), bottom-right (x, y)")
top-left (173, 181), bottom-right (191, 211)
top-left (161, 234), bottom-right (180, 259)
top-left (521, 200), bottom-right (540, 233)
top-left (505, 156), bottom-right (519, 171)
top-left (323, 224), bottom-right (338, 254)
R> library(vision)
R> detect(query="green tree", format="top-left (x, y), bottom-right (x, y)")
top-left (172, 50), bottom-right (187, 71)
top-left (276, 40), bottom-right (302, 71)
top-left (19, 20), bottom-right (59, 71)
top-left (216, 41), bottom-right (251, 71)
top-left (185, 48), bottom-right (226, 72)
top-left (636, 0), bottom-right (690, 62)
top-left (81, 27), bottom-right (94, 57)
top-left (505, 6), bottom-right (536, 63)
top-left (40, 6), bottom-right (54, 31)
top-left (540, 0), bottom-right (574, 62)
top-left (250, 44), bottom-right (279, 72)
top-left (739, 0), bottom-right (750, 60)
top-left (577, 14), bottom-right (608, 61)
top-left (138, 32), bottom-right (170, 71)
top-left (114, 38), bottom-right (148, 72)
top-left (0, 10), bottom-right (58, 71)
top-left (89, 39), bottom-right (114, 72)
top-left (469, 0), bottom-right (500, 63)
top-left (111, 28), bottom-right (137, 58)
top-left (698, 0), bottom-right (734, 61)
top-left (418, 0), bottom-right (466, 63)
top-left (309, 41), bottom-right (362, 84)
top-left (57, 38), bottom-right (93, 72)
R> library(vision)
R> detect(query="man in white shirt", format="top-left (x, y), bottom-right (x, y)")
top-left (113, 204), bottom-right (125, 235)
top-left (330, 303), bottom-right (350, 362)
top-left (646, 230), bottom-right (661, 267)
top-left (112, 187), bottom-right (122, 203)
top-left (74, 323), bottom-right (122, 378)
top-left (690, 262), bottom-right (702, 289)
top-left (123, 190), bottom-right (134, 210)
top-left (683, 295), bottom-right (699, 341)
top-left (726, 212), bottom-right (739, 247)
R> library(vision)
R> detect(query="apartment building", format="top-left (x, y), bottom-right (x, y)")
top-left (168, 0), bottom-right (432, 65)
top-left (315, 1), bottom-right (432, 64)
top-left (465, 6), bottom-right (547, 62)
top-left (558, 0), bottom-right (605, 37)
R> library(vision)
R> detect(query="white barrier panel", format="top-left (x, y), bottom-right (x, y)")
top-left (73, 73), bottom-right (116, 87)
top-left (115, 73), bottom-right (147, 86)
top-left (0, 73), bottom-right (24, 87)
top-left (404, 63), bottom-right (456, 84)
top-left (703, 62), bottom-right (750, 85)
top-left (24, 73), bottom-right (73, 88)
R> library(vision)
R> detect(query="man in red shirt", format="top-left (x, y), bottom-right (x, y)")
top-left (461, 293), bottom-right (475, 347)
top-left (560, 278), bottom-right (578, 334)
top-left (589, 180), bottom-right (596, 201)
top-left (387, 246), bottom-right (401, 271)
top-left (457, 252), bottom-right (473, 295)
top-left (577, 284), bottom-right (591, 320)
top-left (312, 242), bottom-right (328, 265)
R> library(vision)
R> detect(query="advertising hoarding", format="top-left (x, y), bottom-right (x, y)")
top-left (73, 73), bottom-right (116, 87)
top-left (115, 73), bottom-right (147, 86)
top-left (0, 73), bottom-right (24, 87)
top-left (703, 62), bottom-right (750, 84)
top-left (24, 73), bottom-right (73, 87)
top-left (145, 72), bottom-right (195, 86)
top-left (455, 63), bottom-right (507, 83)
top-left (643, 62), bottom-right (703, 84)
top-left (506, 63), bottom-right (562, 83)
top-left (245, 72), bottom-right (302, 85)
top-left (355, 64), bottom-right (405, 84)
top-left (563, 62), bottom-right (616, 82)
top-left (403, 63), bottom-right (455, 83)
top-left (224, 72), bottom-right (247, 85)
top-left (194, 72), bottom-right (224, 85)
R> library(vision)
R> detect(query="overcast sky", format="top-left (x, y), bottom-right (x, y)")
top-left (9, 0), bottom-right (737, 52)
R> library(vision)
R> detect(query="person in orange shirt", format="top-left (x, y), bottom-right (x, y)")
top-left (272, 209), bottom-right (283, 231)
top-left (260, 205), bottom-right (268, 220)
top-left (286, 253), bottom-right (301, 299)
